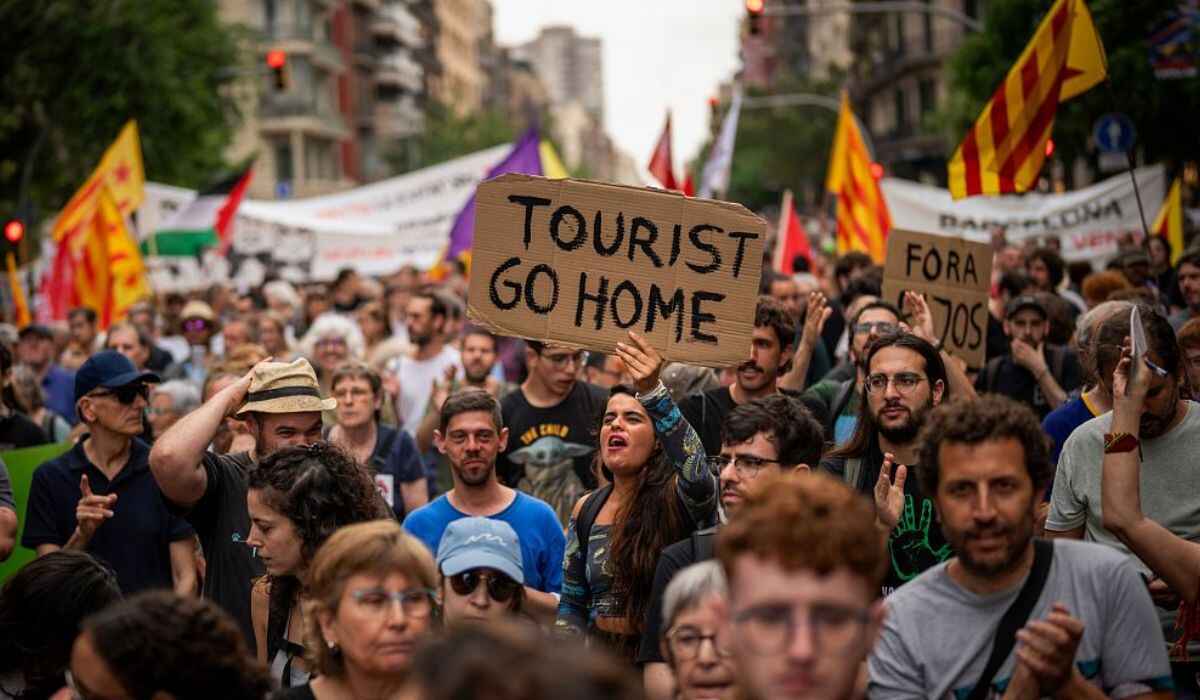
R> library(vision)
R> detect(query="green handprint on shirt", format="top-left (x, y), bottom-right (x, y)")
top-left (890, 495), bottom-right (953, 582)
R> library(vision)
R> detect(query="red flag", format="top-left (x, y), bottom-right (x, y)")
top-left (773, 190), bottom-right (813, 274)
top-left (216, 168), bottom-right (254, 256)
top-left (681, 173), bottom-right (695, 197)
top-left (648, 113), bottom-right (677, 190)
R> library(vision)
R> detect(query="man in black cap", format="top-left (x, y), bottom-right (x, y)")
top-left (21, 350), bottom-right (196, 595)
top-left (16, 324), bottom-right (76, 424)
top-left (975, 294), bottom-right (1083, 421)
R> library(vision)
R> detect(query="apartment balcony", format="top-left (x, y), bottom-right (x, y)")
top-left (261, 23), bottom-right (343, 72)
top-left (372, 4), bottom-right (424, 48)
top-left (375, 98), bottom-right (424, 139)
top-left (259, 92), bottom-right (350, 140)
top-left (375, 51), bottom-right (423, 93)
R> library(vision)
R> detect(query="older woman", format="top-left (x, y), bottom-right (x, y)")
top-left (299, 314), bottom-right (365, 397)
top-left (556, 331), bottom-right (717, 660)
top-left (247, 443), bottom-right (389, 690)
top-left (659, 561), bottom-right (735, 700)
top-left (278, 519), bottom-right (439, 700)
top-left (9, 364), bottom-right (70, 443)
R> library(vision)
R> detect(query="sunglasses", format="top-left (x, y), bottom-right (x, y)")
top-left (91, 383), bottom-right (151, 405)
top-left (448, 570), bottom-right (520, 602)
top-left (183, 318), bottom-right (210, 332)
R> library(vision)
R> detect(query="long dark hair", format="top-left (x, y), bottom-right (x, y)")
top-left (598, 386), bottom-right (689, 634)
top-left (832, 332), bottom-right (947, 460)
top-left (0, 551), bottom-right (121, 697)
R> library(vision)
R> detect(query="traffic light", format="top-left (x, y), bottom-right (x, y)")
top-left (746, 0), bottom-right (765, 36)
top-left (266, 50), bottom-right (288, 91)
top-left (3, 220), bottom-right (23, 246)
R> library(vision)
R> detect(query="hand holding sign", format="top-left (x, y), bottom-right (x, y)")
top-left (75, 474), bottom-right (117, 544)
top-left (615, 331), bottom-right (665, 395)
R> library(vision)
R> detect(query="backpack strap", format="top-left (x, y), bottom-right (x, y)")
top-left (844, 457), bottom-right (864, 491)
top-left (576, 484), bottom-right (613, 553)
top-left (691, 526), bottom-right (718, 562)
top-left (829, 378), bottom-right (856, 428)
top-left (967, 539), bottom-right (1055, 700)
top-left (985, 356), bottom-right (1003, 392)
top-left (1050, 345), bottom-right (1067, 382)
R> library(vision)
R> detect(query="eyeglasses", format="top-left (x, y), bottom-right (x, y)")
top-left (183, 318), bottom-right (210, 332)
top-left (90, 383), bottom-right (151, 405)
top-left (733, 602), bottom-right (872, 655)
top-left (350, 587), bottom-right (436, 618)
top-left (316, 338), bottom-right (348, 349)
top-left (864, 372), bottom-right (926, 395)
top-left (540, 350), bottom-right (588, 369)
top-left (853, 321), bottom-right (898, 336)
top-left (667, 625), bottom-right (733, 660)
top-left (448, 570), bottom-right (521, 602)
top-left (705, 454), bottom-right (782, 479)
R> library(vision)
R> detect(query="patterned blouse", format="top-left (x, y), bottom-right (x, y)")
top-left (555, 382), bottom-right (716, 635)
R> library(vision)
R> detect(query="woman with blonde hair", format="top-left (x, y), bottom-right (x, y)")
top-left (276, 519), bottom-right (439, 700)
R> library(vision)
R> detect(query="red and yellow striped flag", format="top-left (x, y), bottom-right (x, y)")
top-left (51, 120), bottom-right (145, 242)
top-left (826, 92), bottom-right (890, 262)
top-left (947, 0), bottom-right (1107, 199)
top-left (1153, 178), bottom-right (1184, 264)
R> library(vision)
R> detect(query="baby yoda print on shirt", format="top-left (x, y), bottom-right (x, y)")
top-left (511, 431), bottom-right (594, 525)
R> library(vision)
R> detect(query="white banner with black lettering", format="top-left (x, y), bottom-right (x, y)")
top-left (881, 165), bottom-right (1165, 263)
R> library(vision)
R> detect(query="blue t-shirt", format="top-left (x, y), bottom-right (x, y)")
top-left (43, 364), bottom-right (77, 425)
top-left (403, 490), bottom-right (565, 594)
top-left (1043, 396), bottom-right (1099, 466)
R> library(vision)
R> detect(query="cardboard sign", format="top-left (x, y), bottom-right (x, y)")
top-left (881, 229), bottom-right (993, 368)
top-left (467, 174), bottom-right (766, 367)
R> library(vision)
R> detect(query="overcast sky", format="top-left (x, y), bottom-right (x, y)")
top-left (492, 0), bottom-right (744, 174)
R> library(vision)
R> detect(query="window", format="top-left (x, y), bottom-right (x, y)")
top-left (923, 0), bottom-right (934, 53)
top-left (965, 0), bottom-right (980, 20)
top-left (919, 79), bottom-right (936, 115)
top-left (274, 140), bottom-right (293, 184)
top-left (305, 138), bottom-right (336, 182)
top-left (892, 13), bottom-right (906, 56)
top-left (264, 0), bottom-right (277, 35)
top-left (894, 88), bottom-right (908, 134)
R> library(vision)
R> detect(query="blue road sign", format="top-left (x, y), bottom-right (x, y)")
top-left (1093, 113), bottom-right (1136, 153)
top-left (275, 180), bottom-right (293, 199)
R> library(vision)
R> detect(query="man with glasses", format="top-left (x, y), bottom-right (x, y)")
top-left (23, 351), bottom-right (198, 595)
top-left (717, 471), bottom-right (887, 700)
top-left (497, 340), bottom-right (607, 524)
top-left (802, 299), bottom-right (900, 445)
top-left (641, 394), bottom-right (825, 698)
top-left (976, 295), bottom-right (1082, 421)
top-left (405, 389), bottom-right (565, 623)
top-left (823, 332), bottom-right (958, 595)
top-left (870, 396), bottom-right (1171, 700)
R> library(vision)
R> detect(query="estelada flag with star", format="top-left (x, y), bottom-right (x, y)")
top-left (50, 120), bottom-right (145, 242)
top-left (947, 0), bottom-right (1106, 199)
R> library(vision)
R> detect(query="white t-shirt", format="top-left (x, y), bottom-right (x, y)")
top-left (389, 345), bottom-right (461, 435)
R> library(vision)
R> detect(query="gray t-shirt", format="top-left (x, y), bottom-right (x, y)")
top-left (0, 457), bottom-right (13, 511)
top-left (869, 540), bottom-right (1171, 700)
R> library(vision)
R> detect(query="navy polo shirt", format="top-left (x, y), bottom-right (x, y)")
top-left (22, 436), bottom-right (194, 593)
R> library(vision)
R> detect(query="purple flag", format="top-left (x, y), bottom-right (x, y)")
top-left (443, 127), bottom-right (543, 265)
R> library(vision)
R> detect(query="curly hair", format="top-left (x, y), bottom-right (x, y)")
top-left (755, 295), bottom-right (795, 351)
top-left (600, 386), bottom-right (690, 640)
top-left (0, 551), bottom-right (121, 696)
top-left (83, 591), bottom-right (272, 700)
top-left (721, 393), bottom-right (825, 467)
top-left (717, 471), bottom-right (886, 595)
top-left (916, 395), bottom-right (1052, 497)
top-left (299, 313), bottom-right (366, 363)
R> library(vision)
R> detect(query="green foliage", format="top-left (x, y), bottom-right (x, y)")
top-left (939, 0), bottom-right (1199, 183)
top-left (0, 0), bottom-right (242, 226)
top-left (691, 76), bottom-right (842, 215)
top-left (386, 102), bottom-right (517, 174)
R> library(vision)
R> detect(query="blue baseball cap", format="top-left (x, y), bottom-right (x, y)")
top-left (74, 350), bottom-right (160, 404)
top-left (436, 517), bottom-right (524, 584)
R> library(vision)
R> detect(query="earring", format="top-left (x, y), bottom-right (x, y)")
top-left (328, 641), bottom-right (341, 656)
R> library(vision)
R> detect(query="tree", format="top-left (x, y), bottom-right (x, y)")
top-left (0, 1), bottom-right (242, 232)
top-left (385, 101), bottom-right (518, 175)
top-left (938, 0), bottom-right (1200, 187)
top-left (691, 75), bottom-right (842, 215)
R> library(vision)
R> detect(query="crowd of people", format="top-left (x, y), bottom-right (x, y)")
top-left (0, 232), bottom-right (1198, 699)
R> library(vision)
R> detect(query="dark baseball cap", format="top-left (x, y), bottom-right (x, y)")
top-left (17, 324), bottom-right (54, 340)
top-left (74, 350), bottom-right (160, 404)
top-left (1005, 294), bottom-right (1047, 319)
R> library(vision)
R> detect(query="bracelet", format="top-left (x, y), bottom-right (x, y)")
top-left (1104, 432), bottom-right (1140, 454)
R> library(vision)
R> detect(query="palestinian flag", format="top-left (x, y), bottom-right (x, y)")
top-left (143, 169), bottom-right (253, 257)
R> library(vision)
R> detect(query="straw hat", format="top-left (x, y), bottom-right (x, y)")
top-left (236, 358), bottom-right (337, 415)
top-left (181, 300), bottom-right (216, 322)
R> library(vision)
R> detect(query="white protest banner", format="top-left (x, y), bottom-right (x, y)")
top-left (468, 174), bottom-right (766, 367)
top-left (881, 230), bottom-right (993, 368)
top-left (882, 165), bottom-right (1165, 262)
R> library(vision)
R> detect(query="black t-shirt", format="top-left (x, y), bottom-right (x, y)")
top-left (22, 437), bottom-right (194, 594)
top-left (0, 412), bottom-right (47, 451)
top-left (497, 381), bottom-right (608, 491)
top-left (636, 527), bottom-right (717, 665)
top-left (974, 344), bottom-right (1083, 421)
top-left (986, 314), bottom-right (1010, 363)
top-left (679, 387), bottom-right (832, 457)
top-left (821, 442), bottom-right (951, 595)
top-left (184, 451), bottom-right (265, 645)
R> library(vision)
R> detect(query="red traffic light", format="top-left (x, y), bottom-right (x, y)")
top-left (4, 220), bottom-right (24, 244)
top-left (266, 50), bottom-right (287, 69)
top-left (746, 0), bottom-right (765, 13)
